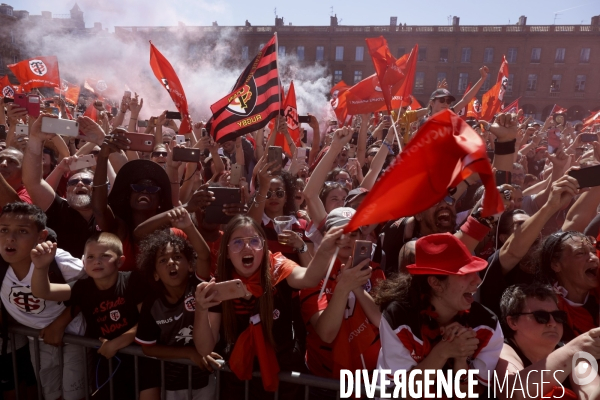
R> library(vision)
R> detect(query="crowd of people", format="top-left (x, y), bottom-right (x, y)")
top-left (1, 66), bottom-right (600, 400)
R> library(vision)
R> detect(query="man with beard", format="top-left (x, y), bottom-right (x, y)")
top-left (22, 116), bottom-right (98, 258)
top-left (0, 147), bottom-right (32, 206)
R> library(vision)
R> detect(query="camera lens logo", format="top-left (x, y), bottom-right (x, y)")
top-left (572, 351), bottom-right (598, 385)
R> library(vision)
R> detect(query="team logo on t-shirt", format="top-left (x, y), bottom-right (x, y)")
top-left (273, 309), bottom-right (280, 320)
top-left (175, 326), bottom-right (193, 344)
top-left (9, 286), bottom-right (46, 314)
top-left (110, 310), bottom-right (121, 322)
top-left (184, 294), bottom-right (195, 312)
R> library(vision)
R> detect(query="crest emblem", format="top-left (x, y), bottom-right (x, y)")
top-left (110, 310), bottom-right (120, 321)
top-left (284, 106), bottom-right (298, 131)
top-left (2, 86), bottom-right (14, 98)
top-left (184, 294), bottom-right (195, 312)
top-left (95, 80), bottom-right (108, 92)
top-left (226, 78), bottom-right (257, 116)
top-left (161, 78), bottom-right (171, 93)
top-left (28, 59), bottom-right (47, 76)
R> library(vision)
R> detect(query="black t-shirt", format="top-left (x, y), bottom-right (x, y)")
top-left (45, 194), bottom-right (98, 259)
top-left (479, 250), bottom-right (535, 317)
top-left (70, 271), bottom-right (145, 340)
top-left (135, 274), bottom-right (209, 391)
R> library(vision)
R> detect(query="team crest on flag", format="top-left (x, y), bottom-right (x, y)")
top-left (110, 310), bottom-right (120, 321)
top-left (473, 99), bottom-right (482, 113)
top-left (2, 86), bottom-right (14, 98)
top-left (226, 80), bottom-right (257, 116)
top-left (161, 78), bottom-right (170, 92)
top-left (284, 105), bottom-right (299, 131)
top-left (60, 80), bottom-right (69, 92)
top-left (95, 80), bottom-right (108, 92)
top-left (28, 59), bottom-right (47, 76)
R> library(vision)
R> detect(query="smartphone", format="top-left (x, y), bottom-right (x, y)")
top-left (350, 131), bottom-right (359, 146)
top-left (25, 95), bottom-right (41, 118)
top-left (120, 132), bottom-right (155, 152)
top-left (41, 117), bottom-right (79, 137)
top-left (69, 154), bottom-right (96, 171)
top-left (16, 124), bottom-right (29, 136)
top-left (0, 125), bottom-right (6, 141)
top-left (268, 146), bottom-right (283, 173)
top-left (175, 135), bottom-right (186, 145)
top-left (204, 187), bottom-right (241, 224)
top-left (172, 147), bottom-right (200, 163)
top-left (298, 115), bottom-right (311, 124)
top-left (201, 128), bottom-right (208, 137)
top-left (569, 165), bottom-right (600, 188)
top-left (580, 133), bottom-right (598, 143)
top-left (111, 107), bottom-right (118, 116)
top-left (205, 279), bottom-right (251, 302)
top-left (296, 147), bottom-right (308, 161)
top-left (14, 93), bottom-right (28, 109)
top-left (124, 90), bottom-right (131, 99)
top-left (383, 115), bottom-right (392, 123)
top-left (165, 111), bottom-right (181, 120)
top-left (230, 163), bottom-right (242, 186)
top-left (137, 120), bottom-right (148, 128)
top-left (351, 240), bottom-right (372, 270)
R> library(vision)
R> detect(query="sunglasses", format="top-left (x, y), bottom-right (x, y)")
top-left (510, 310), bottom-right (568, 325)
top-left (228, 236), bottom-right (264, 253)
top-left (265, 189), bottom-right (285, 199)
top-left (324, 181), bottom-right (345, 188)
top-left (67, 178), bottom-right (93, 186)
top-left (436, 97), bottom-right (453, 104)
top-left (152, 151), bottom-right (168, 158)
top-left (130, 184), bottom-right (162, 194)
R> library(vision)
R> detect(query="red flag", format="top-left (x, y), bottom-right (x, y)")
top-left (480, 56), bottom-right (509, 121)
top-left (330, 80), bottom-right (349, 124)
top-left (149, 42), bottom-right (192, 134)
top-left (502, 97), bottom-right (521, 114)
top-left (0, 76), bottom-right (18, 98)
top-left (583, 110), bottom-right (600, 128)
top-left (83, 103), bottom-right (98, 123)
top-left (365, 36), bottom-right (405, 112)
top-left (207, 35), bottom-right (279, 143)
top-left (275, 81), bottom-right (301, 156)
top-left (344, 110), bottom-right (503, 232)
top-left (467, 97), bottom-right (482, 120)
top-left (54, 79), bottom-right (81, 105)
top-left (456, 83), bottom-right (471, 119)
top-left (395, 44), bottom-right (418, 108)
top-left (406, 95), bottom-right (421, 111)
top-left (550, 104), bottom-right (567, 115)
top-left (8, 56), bottom-right (60, 91)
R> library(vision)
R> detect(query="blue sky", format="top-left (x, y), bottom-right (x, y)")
top-left (14, 0), bottom-right (600, 30)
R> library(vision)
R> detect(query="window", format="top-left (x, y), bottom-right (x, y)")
top-left (278, 46), bottom-right (286, 56)
top-left (527, 74), bottom-right (537, 91)
top-left (297, 46), bottom-right (305, 61)
top-left (507, 74), bottom-right (514, 93)
top-left (334, 70), bottom-right (343, 83)
top-left (241, 46), bottom-right (248, 60)
top-left (418, 48), bottom-right (426, 61)
top-left (580, 48), bottom-right (590, 63)
top-left (355, 46), bottom-right (364, 61)
top-left (461, 47), bottom-right (471, 63)
top-left (458, 73), bottom-right (469, 93)
top-left (555, 48), bottom-right (565, 63)
top-left (415, 72), bottom-right (425, 91)
top-left (354, 70), bottom-right (363, 84)
top-left (507, 47), bottom-right (517, 63)
top-left (575, 75), bottom-right (586, 92)
top-left (530, 48), bottom-right (541, 63)
top-left (481, 74), bottom-right (491, 91)
top-left (437, 72), bottom-right (447, 85)
top-left (397, 47), bottom-right (406, 57)
top-left (316, 46), bottom-right (324, 61)
top-left (335, 46), bottom-right (344, 61)
top-left (484, 48), bottom-right (494, 63)
top-left (439, 48), bottom-right (448, 62)
top-left (551, 74), bottom-right (562, 92)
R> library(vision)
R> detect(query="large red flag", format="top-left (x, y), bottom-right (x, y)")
top-left (365, 36), bottom-right (405, 112)
top-left (275, 81), bottom-right (301, 156)
top-left (330, 80), bottom-right (349, 124)
top-left (149, 42), bottom-right (192, 134)
top-left (344, 110), bottom-right (503, 232)
top-left (0, 76), bottom-right (18, 98)
top-left (207, 35), bottom-right (279, 143)
top-left (54, 79), bottom-right (81, 105)
top-left (480, 56), bottom-right (509, 121)
top-left (8, 56), bottom-right (60, 91)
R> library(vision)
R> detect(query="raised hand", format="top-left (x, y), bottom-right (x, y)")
top-left (167, 207), bottom-right (193, 229)
top-left (31, 241), bottom-right (57, 269)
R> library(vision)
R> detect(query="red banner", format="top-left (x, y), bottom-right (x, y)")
top-left (0, 76), bottom-right (18, 98)
top-left (481, 56), bottom-right (509, 121)
top-left (8, 56), bottom-right (60, 91)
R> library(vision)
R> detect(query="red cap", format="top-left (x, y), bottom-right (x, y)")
top-left (406, 233), bottom-right (488, 276)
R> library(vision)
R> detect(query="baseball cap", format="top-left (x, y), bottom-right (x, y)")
top-left (324, 207), bottom-right (356, 232)
top-left (344, 188), bottom-right (369, 207)
top-left (430, 89), bottom-right (456, 102)
top-left (406, 233), bottom-right (488, 276)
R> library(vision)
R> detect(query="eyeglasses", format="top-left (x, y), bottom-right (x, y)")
top-left (510, 310), bottom-right (568, 325)
top-left (228, 236), bottom-right (264, 253)
top-left (265, 189), bottom-right (285, 199)
top-left (130, 184), bottom-right (162, 194)
top-left (337, 177), bottom-right (352, 184)
top-left (436, 97), bottom-right (453, 104)
top-left (152, 151), bottom-right (168, 158)
top-left (67, 178), bottom-right (93, 186)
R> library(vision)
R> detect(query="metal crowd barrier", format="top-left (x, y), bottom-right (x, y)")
top-left (6, 324), bottom-right (345, 400)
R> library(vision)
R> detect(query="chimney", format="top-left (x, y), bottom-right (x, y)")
top-left (41, 11), bottom-right (52, 19)
top-left (212, 21), bottom-right (218, 26)
top-left (452, 16), bottom-right (460, 26)
top-left (94, 22), bottom-right (102, 30)
top-left (592, 16), bottom-right (600, 26)
top-left (330, 14), bottom-right (338, 26)
top-left (245, 19), bottom-right (251, 27)
top-left (518, 15), bottom-right (527, 26)
top-left (275, 16), bottom-right (284, 26)
top-left (390, 16), bottom-right (397, 26)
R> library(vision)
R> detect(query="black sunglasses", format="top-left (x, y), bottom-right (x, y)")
top-left (436, 97), bottom-right (453, 104)
top-left (265, 189), bottom-right (285, 199)
top-left (152, 151), bottom-right (168, 158)
top-left (130, 184), bottom-right (162, 194)
top-left (67, 178), bottom-right (93, 186)
top-left (510, 310), bottom-right (568, 325)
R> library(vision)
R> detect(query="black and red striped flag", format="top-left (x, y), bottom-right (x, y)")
top-left (207, 35), bottom-right (280, 143)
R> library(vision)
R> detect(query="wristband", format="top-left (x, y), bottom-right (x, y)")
top-left (461, 216), bottom-right (491, 241)
top-left (382, 141), bottom-right (395, 155)
top-left (92, 181), bottom-right (109, 188)
top-left (494, 139), bottom-right (516, 155)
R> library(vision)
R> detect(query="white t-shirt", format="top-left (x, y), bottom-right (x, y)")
top-left (1, 248), bottom-right (86, 335)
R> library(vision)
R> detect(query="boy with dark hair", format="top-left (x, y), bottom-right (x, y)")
top-left (31, 231), bottom-right (160, 399)
top-left (0, 202), bottom-right (86, 400)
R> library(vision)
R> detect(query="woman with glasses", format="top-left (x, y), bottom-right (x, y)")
top-left (193, 214), bottom-right (344, 399)
top-left (496, 283), bottom-right (600, 399)
top-left (325, 167), bottom-right (354, 191)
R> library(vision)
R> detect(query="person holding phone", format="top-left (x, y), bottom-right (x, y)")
top-left (299, 207), bottom-right (384, 397)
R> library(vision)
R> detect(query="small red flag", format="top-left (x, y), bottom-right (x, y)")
top-left (481, 56), bottom-right (509, 121)
top-left (583, 110), bottom-right (600, 128)
top-left (8, 56), bottom-right (60, 91)
top-left (344, 110), bottom-right (503, 233)
top-left (0, 76), bottom-right (18, 98)
top-left (275, 81), bottom-right (301, 156)
top-left (54, 79), bottom-right (81, 105)
top-left (149, 42), bottom-right (192, 134)
top-left (83, 103), bottom-right (98, 123)
top-left (502, 97), bottom-right (521, 114)
top-left (330, 80), bottom-right (349, 125)
top-left (365, 36), bottom-right (405, 112)
top-left (550, 104), bottom-right (568, 115)
top-left (395, 44), bottom-right (418, 108)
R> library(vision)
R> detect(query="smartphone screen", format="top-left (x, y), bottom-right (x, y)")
top-left (568, 165), bottom-right (600, 188)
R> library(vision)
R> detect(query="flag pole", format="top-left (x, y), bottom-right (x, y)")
top-left (390, 110), bottom-right (403, 153)
top-left (318, 247), bottom-right (339, 300)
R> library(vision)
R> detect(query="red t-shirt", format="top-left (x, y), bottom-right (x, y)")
top-left (300, 258), bottom-right (385, 378)
top-left (16, 185), bottom-right (32, 204)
